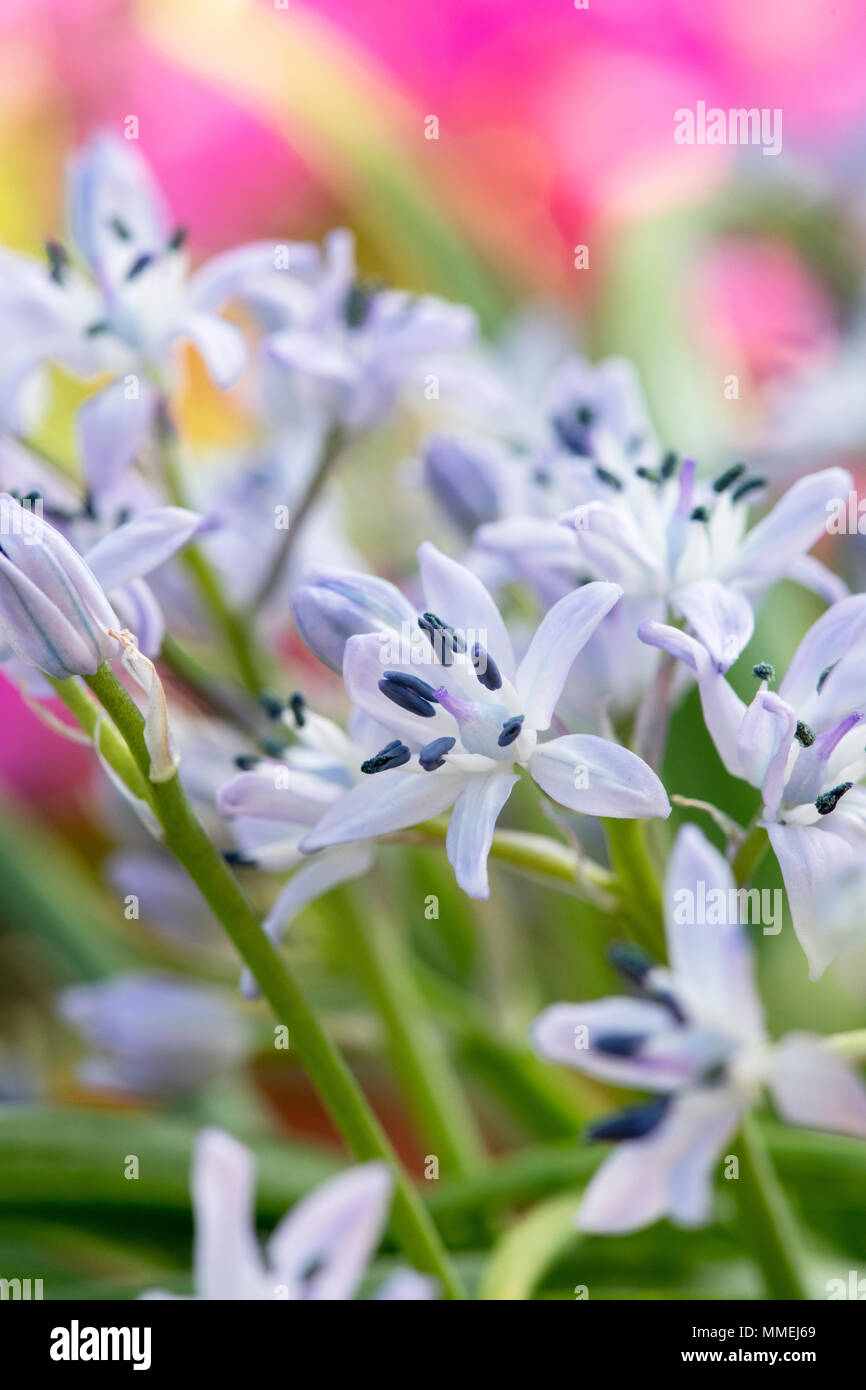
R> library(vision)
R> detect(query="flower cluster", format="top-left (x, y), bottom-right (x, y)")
top-left (2, 135), bottom-right (865, 1287)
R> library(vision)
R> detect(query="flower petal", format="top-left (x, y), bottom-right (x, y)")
top-left (671, 578), bottom-right (754, 674)
top-left (445, 770), bottom-right (519, 898)
top-left (299, 767), bottom-right (467, 852)
top-left (343, 631), bottom-right (456, 744)
top-left (765, 1034), bottom-right (866, 1138)
top-left (736, 689), bottom-right (797, 817)
top-left (515, 580), bottom-right (622, 730)
top-left (767, 821), bottom-right (855, 979)
top-left (78, 377), bottom-right (158, 498)
top-left (727, 467), bottom-right (853, 588)
top-left (267, 1162), bottom-right (392, 1301)
top-left (577, 1090), bottom-right (744, 1234)
top-left (639, 619), bottom-right (747, 779)
top-left (529, 734), bottom-right (670, 818)
top-left (85, 507), bottom-right (202, 591)
top-left (192, 1128), bottom-right (268, 1300)
top-left (664, 825), bottom-right (765, 1041)
top-left (170, 311), bottom-right (247, 389)
top-left (532, 998), bottom-right (713, 1091)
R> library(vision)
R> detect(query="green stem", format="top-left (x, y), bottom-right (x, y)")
top-left (339, 892), bottom-right (486, 1176)
top-left (248, 426), bottom-right (345, 612)
top-left (79, 663), bottom-right (465, 1298)
top-left (732, 820), bottom-right (770, 886)
top-left (155, 411), bottom-right (269, 696)
top-left (602, 817), bottom-right (666, 956)
top-left (732, 1116), bottom-right (809, 1300)
top-left (827, 1028), bottom-right (866, 1060)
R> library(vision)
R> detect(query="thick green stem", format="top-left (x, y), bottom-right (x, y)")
top-left (602, 817), bottom-right (666, 956)
top-left (80, 663), bottom-right (465, 1298)
top-left (339, 892), bottom-right (486, 1176)
top-left (732, 1116), bottom-right (809, 1300)
top-left (732, 820), bottom-right (770, 886)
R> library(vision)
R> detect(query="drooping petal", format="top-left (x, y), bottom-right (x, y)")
top-left (532, 998), bottom-right (716, 1092)
top-left (445, 770), bottom-right (519, 898)
top-left (417, 541), bottom-right (515, 678)
top-left (241, 844), bottom-right (375, 999)
top-left (515, 581), bottom-right (621, 731)
top-left (767, 821), bottom-right (856, 979)
top-left (735, 689), bottom-right (797, 818)
top-left (639, 619), bottom-right (747, 779)
top-left (765, 1034), bottom-right (866, 1138)
top-left (784, 554), bottom-right (849, 605)
top-left (266, 1162), bottom-right (393, 1301)
top-left (85, 507), bottom-right (202, 590)
top-left (663, 825), bottom-right (765, 1042)
top-left (528, 734), bottom-right (670, 818)
top-left (117, 637), bottom-right (179, 783)
top-left (671, 578), bottom-right (754, 674)
top-left (577, 1090), bottom-right (744, 1234)
top-left (77, 377), bottom-right (158, 498)
top-left (299, 767), bottom-right (467, 852)
top-left (191, 1129), bottom-right (267, 1300)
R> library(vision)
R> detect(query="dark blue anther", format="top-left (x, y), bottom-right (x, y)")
top-left (731, 476), bottom-right (767, 503)
top-left (471, 642), bottom-right (502, 691)
top-left (361, 740), bottom-right (411, 774)
top-left (126, 252), bottom-right (154, 281)
top-left (594, 1033), bottom-right (646, 1058)
top-left (815, 782), bottom-right (853, 816)
top-left (497, 714), bottom-right (524, 747)
top-left (419, 736), bottom-right (456, 771)
top-left (379, 674), bottom-right (439, 718)
top-left (712, 462), bottom-right (747, 493)
top-left (586, 1096), bottom-right (672, 1144)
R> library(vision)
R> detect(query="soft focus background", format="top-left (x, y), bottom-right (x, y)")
top-left (2, 0), bottom-right (866, 1298)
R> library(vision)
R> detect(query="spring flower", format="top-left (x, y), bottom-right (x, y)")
top-left (641, 594), bottom-right (866, 978)
top-left (264, 229), bottom-right (478, 432)
top-left (532, 825), bottom-right (866, 1235)
top-left (298, 543), bottom-right (670, 897)
top-left (142, 1128), bottom-right (435, 1300)
top-left (58, 975), bottom-right (249, 1096)
top-left (218, 701), bottom-right (385, 995)
top-left (0, 134), bottom-right (308, 497)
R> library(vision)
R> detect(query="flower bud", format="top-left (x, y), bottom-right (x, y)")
top-left (290, 567), bottom-right (416, 672)
top-left (0, 494), bottom-right (120, 678)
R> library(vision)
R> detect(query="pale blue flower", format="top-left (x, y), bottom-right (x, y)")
top-left (532, 825), bottom-right (866, 1234)
top-left (297, 543), bottom-right (670, 898)
top-left (641, 594), bottom-right (866, 978)
top-left (142, 1128), bottom-right (436, 1300)
top-left (58, 974), bottom-right (250, 1096)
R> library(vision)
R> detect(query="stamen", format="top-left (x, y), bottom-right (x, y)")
top-left (289, 692), bottom-right (307, 728)
top-left (660, 450), bottom-right (679, 479)
top-left (109, 216), bottom-right (131, 240)
top-left (223, 850), bottom-right (258, 868)
top-left (607, 942), bottom-right (653, 988)
top-left (86, 320), bottom-right (110, 336)
top-left (419, 736), bottom-right (456, 771)
top-left (690, 505), bottom-right (709, 522)
top-left (471, 641), bottom-right (502, 691)
top-left (126, 252), bottom-right (154, 281)
top-left (795, 721), bottom-right (815, 747)
top-left (45, 239), bottom-right (68, 285)
top-left (259, 736), bottom-right (288, 758)
top-left (167, 227), bottom-right (187, 252)
top-left (594, 1033), bottom-right (646, 1057)
top-left (815, 782), bottom-right (853, 815)
top-left (752, 662), bottom-right (775, 682)
top-left (361, 740), bottom-right (411, 774)
top-left (817, 661), bottom-right (839, 694)
top-left (712, 462), bottom-right (747, 493)
top-left (418, 612), bottom-right (466, 664)
top-left (635, 466), bottom-right (661, 483)
top-left (594, 466), bottom-right (623, 491)
top-left (379, 672), bottom-right (439, 718)
top-left (586, 1096), bottom-right (671, 1144)
top-left (344, 281), bottom-right (374, 329)
top-left (234, 754), bottom-right (261, 771)
top-left (258, 692), bottom-right (285, 720)
top-left (732, 476), bottom-right (767, 503)
top-left (497, 714), bottom-right (524, 747)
